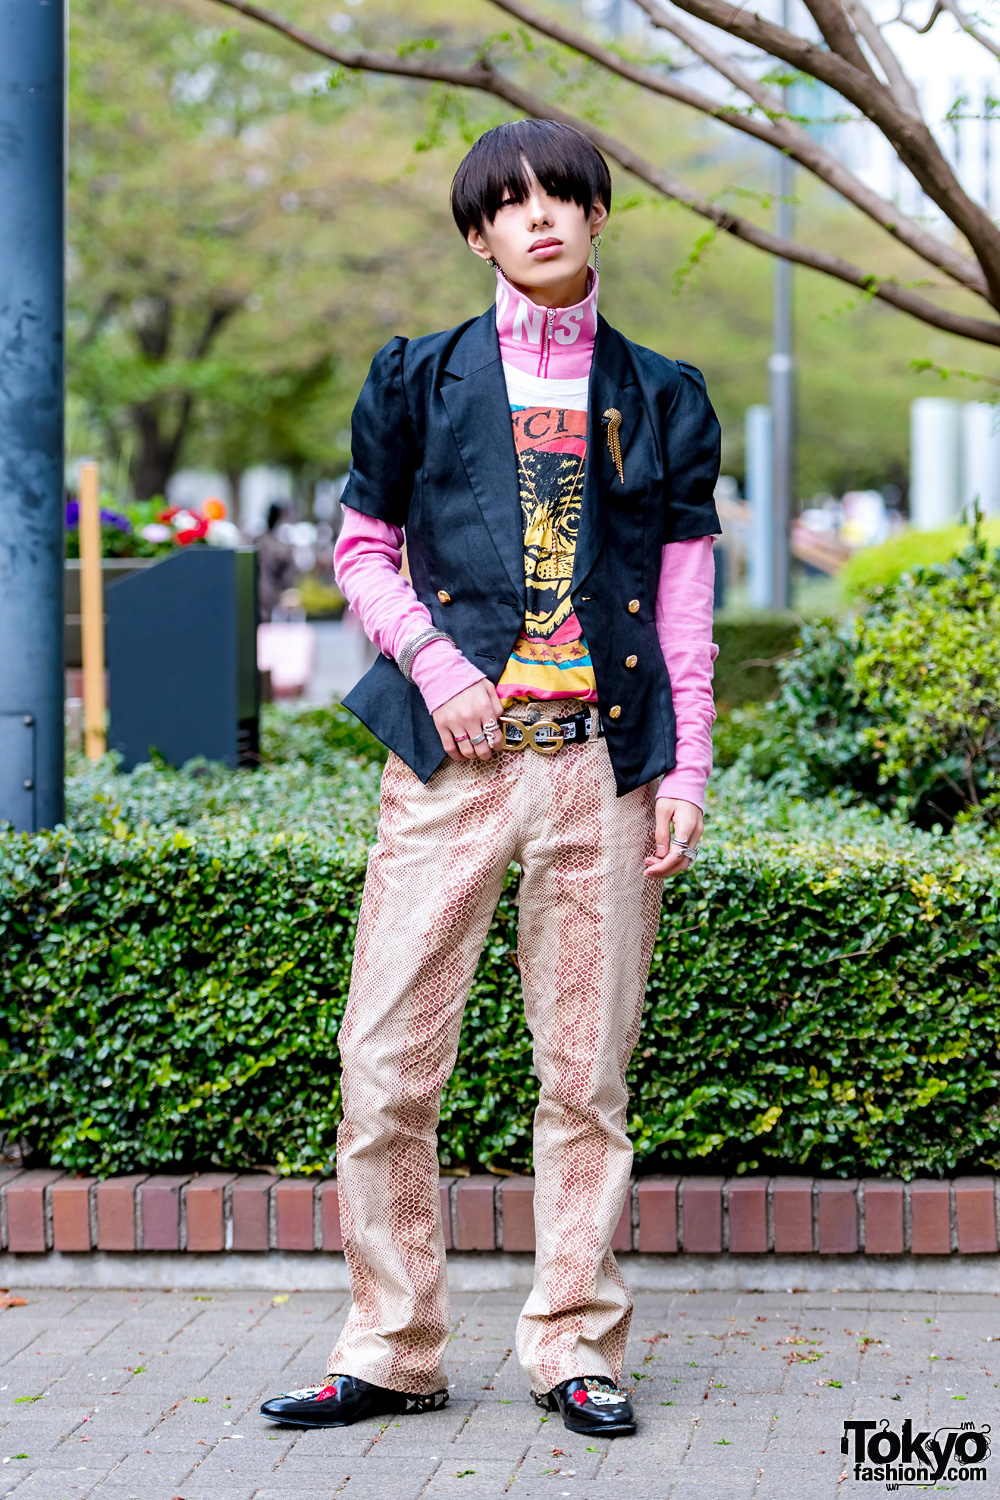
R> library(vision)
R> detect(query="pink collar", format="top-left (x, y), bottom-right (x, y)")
top-left (494, 267), bottom-right (598, 380)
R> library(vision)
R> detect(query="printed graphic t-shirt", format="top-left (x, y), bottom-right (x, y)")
top-left (494, 276), bottom-right (599, 706)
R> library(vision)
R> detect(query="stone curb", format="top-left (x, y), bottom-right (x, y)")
top-left (2, 1170), bottom-right (999, 1257)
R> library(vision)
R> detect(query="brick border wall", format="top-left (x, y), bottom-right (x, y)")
top-left (2, 1171), bottom-right (999, 1257)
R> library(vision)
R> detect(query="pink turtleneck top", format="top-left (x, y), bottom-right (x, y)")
top-left (334, 271), bottom-right (718, 809)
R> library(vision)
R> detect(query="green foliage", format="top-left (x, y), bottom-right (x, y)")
top-left (259, 702), bottom-right (388, 773)
top-left (4, 714), bottom-right (1000, 1180)
top-left (842, 518), bottom-right (1000, 597)
top-left (65, 705), bottom-right (386, 837)
top-left (768, 616), bottom-right (879, 801)
top-left (769, 528), bottom-right (1000, 827)
top-left (853, 545), bottom-right (1000, 821)
top-left (712, 613), bottom-right (802, 708)
top-left (63, 498), bottom-right (178, 560)
top-left (298, 574), bottom-right (347, 619)
top-left (63, 525), bottom-right (169, 562)
top-left (712, 703), bottom-right (794, 782)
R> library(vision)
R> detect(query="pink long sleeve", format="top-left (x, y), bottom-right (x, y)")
top-left (654, 536), bottom-right (718, 811)
top-left (334, 506), bottom-right (485, 714)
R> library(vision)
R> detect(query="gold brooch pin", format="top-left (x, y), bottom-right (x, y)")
top-left (603, 408), bottom-right (624, 484)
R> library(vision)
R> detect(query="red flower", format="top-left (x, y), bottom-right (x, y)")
top-left (157, 506), bottom-right (179, 523)
top-left (175, 516), bottom-right (210, 545)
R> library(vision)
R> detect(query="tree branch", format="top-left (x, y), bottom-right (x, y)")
top-left (189, 297), bottom-right (243, 361)
top-left (165, 391), bottom-right (195, 475)
top-left (193, 0), bottom-right (505, 89)
top-left (199, 0), bottom-right (1000, 345)
top-left (77, 291), bottom-right (121, 350)
top-left (488, 0), bottom-right (988, 296)
top-left (840, 0), bottom-right (922, 115)
top-left (798, 0), bottom-right (876, 77)
top-left (901, 0), bottom-right (1000, 61)
top-left (634, 0), bottom-right (1000, 306)
top-left (622, 2), bottom-right (785, 116)
top-left (133, 293), bottom-right (173, 361)
top-left (489, 0), bottom-right (800, 157)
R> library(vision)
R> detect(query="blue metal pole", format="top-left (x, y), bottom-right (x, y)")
top-left (767, 0), bottom-right (795, 612)
top-left (0, 0), bottom-right (66, 832)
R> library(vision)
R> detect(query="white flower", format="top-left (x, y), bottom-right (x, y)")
top-left (140, 523), bottom-right (172, 543)
top-left (207, 519), bottom-right (241, 548)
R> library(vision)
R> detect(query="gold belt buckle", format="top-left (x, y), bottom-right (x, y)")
top-left (499, 716), bottom-right (565, 755)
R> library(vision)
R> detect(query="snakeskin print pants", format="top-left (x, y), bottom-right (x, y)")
top-left (327, 727), bottom-right (663, 1397)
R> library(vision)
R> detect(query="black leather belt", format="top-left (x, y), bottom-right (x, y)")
top-left (498, 711), bottom-right (604, 755)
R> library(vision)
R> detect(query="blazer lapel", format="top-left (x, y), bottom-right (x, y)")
top-left (573, 314), bottom-right (642, 593)
top-left (441, 309), bottom-right (526, 604)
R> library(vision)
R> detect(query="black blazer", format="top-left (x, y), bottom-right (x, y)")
top-left (342, 305), bottom-right (721, 795)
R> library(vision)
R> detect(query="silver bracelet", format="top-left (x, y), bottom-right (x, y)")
top-left (397, 627), bottom-right (456, 683)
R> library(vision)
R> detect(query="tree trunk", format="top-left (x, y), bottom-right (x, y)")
top-left (128, 396), bottom-right (192, 500)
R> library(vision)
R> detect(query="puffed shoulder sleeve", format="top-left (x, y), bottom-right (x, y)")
top-left (662, 360), bottom-right (722, 543)
top-left (340, 336), bottom-right (416, 528)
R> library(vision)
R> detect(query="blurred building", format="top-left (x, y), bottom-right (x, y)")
top-left (911, 399), bottom-right (1000, 529)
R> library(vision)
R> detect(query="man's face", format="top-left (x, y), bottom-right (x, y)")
top-left (466, 162), bottom-right (606, 296)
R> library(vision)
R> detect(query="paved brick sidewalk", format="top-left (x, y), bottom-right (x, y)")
top-left (2, 1285), bottom-right (999, 1499)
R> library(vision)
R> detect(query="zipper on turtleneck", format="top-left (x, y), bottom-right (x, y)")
top-left (496, 267), bottom-right (598, 380)
top-left (539, 307), bottom-right (555, 378)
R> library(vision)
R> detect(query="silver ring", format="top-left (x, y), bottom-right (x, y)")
top-left (482, 718), bottom-right (499, 731)
top-left (671, 838), bottom-right (698, 861)
top-left (469, 733), bottom-right (487, 746)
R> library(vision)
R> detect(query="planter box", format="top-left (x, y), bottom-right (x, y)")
top-left (107, 546), bottom-right (259, 769)
top-left (64, 559), bottom-right (155, 669)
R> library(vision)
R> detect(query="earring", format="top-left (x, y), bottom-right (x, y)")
top-left (488, 255), bottom-right (508, 280)
top-left (591, 233), bottom-right (602, 276)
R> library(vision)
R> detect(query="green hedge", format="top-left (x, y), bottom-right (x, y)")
top-left (712, 613), bottom-right (801, 707)
top-left (842, 517), bottom-right (1000, 597)
top-left (3, 741), bottom-right (1000, 1180)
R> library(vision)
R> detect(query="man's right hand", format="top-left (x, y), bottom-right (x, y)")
top-left (432, 680), bottom-right (505, 762)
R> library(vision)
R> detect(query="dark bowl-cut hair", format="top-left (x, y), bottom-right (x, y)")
top-left (451, 120), bottom-right (612, 239)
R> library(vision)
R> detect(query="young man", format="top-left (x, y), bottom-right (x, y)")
top-left (261, 119), bottom-right (720, 1439)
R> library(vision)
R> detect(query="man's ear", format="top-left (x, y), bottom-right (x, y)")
top-left (466, 226), bottom-right (494, 262)
top-left (590, 197), bottom-right (609, 238)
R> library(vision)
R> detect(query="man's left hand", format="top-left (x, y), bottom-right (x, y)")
top-left (643, 797), bottom-right (704, 880)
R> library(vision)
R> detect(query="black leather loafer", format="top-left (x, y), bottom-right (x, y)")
top-left (260, 1374), bottom-right (448, 1428)
top-left (534, 1375), bottom-right (636, 1437)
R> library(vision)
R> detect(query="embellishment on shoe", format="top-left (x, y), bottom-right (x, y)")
top-left (402, 1389), bottom-right (449, 1414)
top-left (581, 1377), bottom-right (629, 1408)
top-left (572, 1390), bottom-right (589, 1406)
top-left (280, 1384), bottom-right (337, 1401)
